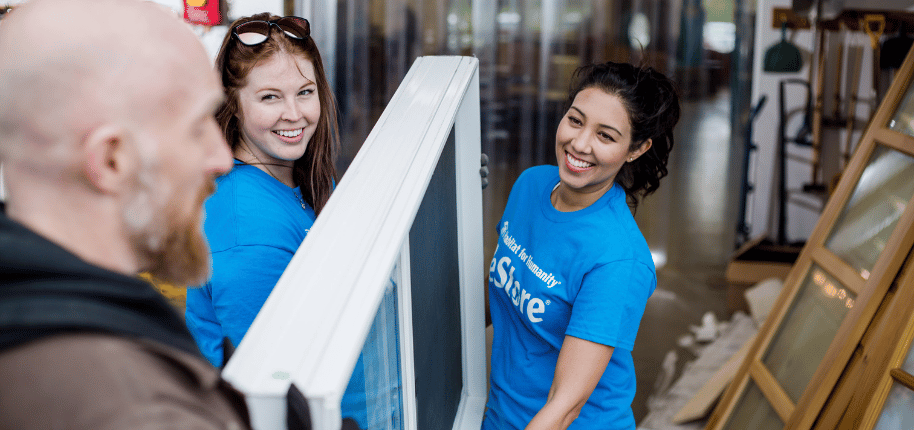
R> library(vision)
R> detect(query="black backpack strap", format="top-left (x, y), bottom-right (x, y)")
top-left (0, 293), bottom-right (200, 356)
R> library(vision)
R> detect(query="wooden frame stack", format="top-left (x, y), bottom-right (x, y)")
top-left (707, 47), bottom-right (914, 430)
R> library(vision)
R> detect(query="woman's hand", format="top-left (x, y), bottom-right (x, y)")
top-left (525, 336), bottom-right (614, 430)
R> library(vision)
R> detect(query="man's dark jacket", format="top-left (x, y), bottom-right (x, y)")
top-left (0, 205), bottom-right (251, 429)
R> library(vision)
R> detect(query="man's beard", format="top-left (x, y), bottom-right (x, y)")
top-left (126, 178), bottom-right (215, 286)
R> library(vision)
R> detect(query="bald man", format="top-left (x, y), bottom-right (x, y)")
top-left (0, 0), bottom-right (250, 428)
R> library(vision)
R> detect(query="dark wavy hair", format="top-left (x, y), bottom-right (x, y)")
top-left (214, 13), bottom-right (339, 215)
top-left (566, 62), bottom-right (680, 208)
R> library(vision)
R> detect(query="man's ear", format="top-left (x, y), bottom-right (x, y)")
top-left (83, 125), bottom-right (138, 193)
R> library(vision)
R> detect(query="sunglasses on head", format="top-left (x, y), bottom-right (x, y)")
top-left (232, 16), bottom-right (310, 46)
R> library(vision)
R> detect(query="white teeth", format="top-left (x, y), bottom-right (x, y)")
top-left (275, 128), bottom-right (303, 138)
top-left (566, 153), bottom-right (593, 169)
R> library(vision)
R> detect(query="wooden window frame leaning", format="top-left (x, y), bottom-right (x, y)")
top-left (843, 252), bottom-right (914, 429)
top-left (221, 56), bottom-right (486, 430)
top-left (809, 246), bottom-right (914, 429)
top-left (707, 48), bottom-right (914, 429)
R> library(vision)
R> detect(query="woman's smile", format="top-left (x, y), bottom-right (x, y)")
top-left (273, 127), bottom-right (305, 142)
top-left (564, 151), bottom-right (595, 172)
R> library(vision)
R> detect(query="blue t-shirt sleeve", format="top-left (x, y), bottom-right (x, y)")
top-left (185, 284), bottom-right (224, 366)
top-left (209, 244), bottom-right (295, 352)
top-left (565, 259), bottom-right (654, 351)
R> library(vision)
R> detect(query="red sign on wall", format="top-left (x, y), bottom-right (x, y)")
top-left (184, 0), bottom-right (221, 26)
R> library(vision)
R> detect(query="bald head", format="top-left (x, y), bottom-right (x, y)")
top-left (0, 0), bottom-right (231, 283)
top-left (0, 0), bottom-right (211, 164)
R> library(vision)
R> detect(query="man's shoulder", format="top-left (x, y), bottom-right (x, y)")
top-left (0, 333), bottom-right (250, 429)
top-left (0, 333), bottom-right (221, 391)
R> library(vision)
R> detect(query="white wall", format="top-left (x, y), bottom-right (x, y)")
top-left (748, 0), bottom-right (880, 244)
top-left (229, 0), bottom-right (283, 19)
top-left (148, 0), bottom-right (282, 17)
top-left (148, 0), bottom-right (182, 13)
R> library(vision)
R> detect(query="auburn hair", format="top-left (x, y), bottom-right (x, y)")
top-left (214, 13), bottom-right (339, 215)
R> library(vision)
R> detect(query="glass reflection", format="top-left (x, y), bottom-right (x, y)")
top-left (628, 12), bottom-right (651, 49)
top-left (763, 266), bottom-right (855, 402)
top-left (889, 81), bottom-right (914, 138)
top-left (357, 276), bottom-right (404, 430)
top-left (873, 382), bottom-right (914, 430)
top-left (724, 381), bottom-right (784, 429)
top-left (825, 145), bottom-right (914, 277)
top-left (902, 337), bottom-right (914, 375)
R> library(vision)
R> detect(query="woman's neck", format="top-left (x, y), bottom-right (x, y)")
top-left (550, 182), bottom-right (609, 212)
top-left (233, 145), bottom-right (295, 188)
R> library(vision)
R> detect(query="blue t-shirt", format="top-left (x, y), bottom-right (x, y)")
top-left (185, 161), bottom-right (372, 427)
top-left (482, 166), bottom-right (656, 430)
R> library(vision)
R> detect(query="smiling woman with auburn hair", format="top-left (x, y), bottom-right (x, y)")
top-left (184, 13), bottom-right (391, 430)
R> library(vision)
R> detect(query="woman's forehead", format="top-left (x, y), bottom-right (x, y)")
top-left (571, 88), bottom-right (631, 132)
top-left (246, 52), bottom-right (317, 87)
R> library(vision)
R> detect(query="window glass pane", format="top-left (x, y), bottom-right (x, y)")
top-left (825, 145), bottom-right (914, 278)
top-left (902, 338), bottom-right (914, 375)
top-left (724, 381), bottom-right (784, 429)
top-left (358, 277), bottom-right (404, 430)
top-left (889, 80), bottom-right (914, 138)
top-left (763, 266), bottom-right (855, 402)
top-left (874, 382), bottom-right (914, 430)
top-left (408, 132), bottom-right (463, 429)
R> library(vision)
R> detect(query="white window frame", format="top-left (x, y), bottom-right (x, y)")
top-left (0, 164), bottom-right (6, 201)
top-left (223, 56), bottom-right (486, 430)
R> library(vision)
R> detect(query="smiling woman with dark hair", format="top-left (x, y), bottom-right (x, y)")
top-left (483, 61), bottom-right (680, 430)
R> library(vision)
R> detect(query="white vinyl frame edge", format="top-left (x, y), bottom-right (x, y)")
top-left (0, 163), bottom-right (6, 201)
top-left (395, 241), bottom-right (418, 430)
top-left (452, 68), bottom-right (487, 430)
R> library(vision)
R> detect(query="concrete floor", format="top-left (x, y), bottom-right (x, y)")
top-left (631, 89), bottom-right (739, 423)
top-left (482, 88), bottom-right (742, 425)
